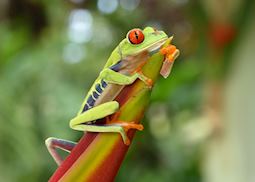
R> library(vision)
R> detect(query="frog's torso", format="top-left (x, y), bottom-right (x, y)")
top-left (77, 27), bottom-right (168, 117)
top-left (78, 51), bottom-right (149, 115)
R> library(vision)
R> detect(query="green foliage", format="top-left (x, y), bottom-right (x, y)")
top-left (0, 0), bottom-right (251, 181)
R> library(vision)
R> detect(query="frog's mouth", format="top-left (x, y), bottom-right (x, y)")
top-left (147, 38), bottom-right (168, 53)
top-left (142, 38), bottom-right (168, 55)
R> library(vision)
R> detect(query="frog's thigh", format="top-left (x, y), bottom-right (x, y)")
top-left (70, 101), bottom-right (119, 130)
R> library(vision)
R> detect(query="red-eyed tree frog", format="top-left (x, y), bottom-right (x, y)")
top-left (45, 27), bottom-right (179, 165)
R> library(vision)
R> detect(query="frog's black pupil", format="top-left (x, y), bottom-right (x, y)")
top-left (135, 31), bottom-right (139, 40)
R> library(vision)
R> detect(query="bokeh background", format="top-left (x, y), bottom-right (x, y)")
top-left (0, 0), bottom-right (255, 181)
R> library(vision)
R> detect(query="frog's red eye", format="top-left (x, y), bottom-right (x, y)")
top-left (127, 28), bottom-right (144, 44)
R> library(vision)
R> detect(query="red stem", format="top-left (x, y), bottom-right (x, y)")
top-left (49, 83), bottom-right (144, 182)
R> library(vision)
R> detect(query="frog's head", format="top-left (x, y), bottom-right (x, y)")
top-left (119, 27), bottom-right (168, 57)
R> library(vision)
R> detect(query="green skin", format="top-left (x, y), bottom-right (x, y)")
top-left (46, 27), bottom-right (168, 165)
top-left (70, 27), bottom-right (168, 136)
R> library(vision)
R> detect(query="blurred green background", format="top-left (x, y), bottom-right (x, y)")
top-left (0, 0), bottom-right (255, 181)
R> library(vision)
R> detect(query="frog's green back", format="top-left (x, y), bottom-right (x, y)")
top-left (103, 45), bottom-right (122, 69)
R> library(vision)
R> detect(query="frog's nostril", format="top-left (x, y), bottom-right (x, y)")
top-left (152, 30), bottom-right (161, 35)
top-left (153, 27), bottom-right (158, 31)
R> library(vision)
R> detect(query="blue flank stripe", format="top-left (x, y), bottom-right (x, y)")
top-left (93, 91), bottom-right (99, 99)
top-left (101, 79), bottom-right (107, 88)
top-left (95, 84), bottom-right (103, 93)
top-left (81, 79), bottom-right (108, 113)
top-left (87, 95), bottom-right (95, 106)
top-left (82, 104), bottom-right (89, 112)
top-left (109, 61), bottom-right (122, 72)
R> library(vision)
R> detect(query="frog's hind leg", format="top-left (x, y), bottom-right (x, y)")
top-left (69, 101), bottom-right (143, 145)
top-left (70, 101), bottom-right (120, 129)
top-left (45, 137), bottom-right (77, 166)
top-left (70, 123), bottom-right (143, 145)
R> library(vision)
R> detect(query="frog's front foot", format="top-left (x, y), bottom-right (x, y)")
top-left (159, 45), bottom-right (180, 78)
top-left (160, 45), bottom-right (179, 62)
top-left (137, 70), bottom-right (154, 89)
top-left (145, 78), bottom-right (153, 88)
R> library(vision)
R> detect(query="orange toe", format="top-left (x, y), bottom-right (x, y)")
top-left (146, 78), bottom-right (154, 88)
top-left (122, 122), bottom-right (144, 132)
top-left (160, 45), bottom-right (177, 56)
top-left (124, 138), bottom-right (131, 145)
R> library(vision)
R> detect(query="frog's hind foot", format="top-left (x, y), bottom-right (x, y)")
top-left (111, 121), bottom-right (144, 145)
